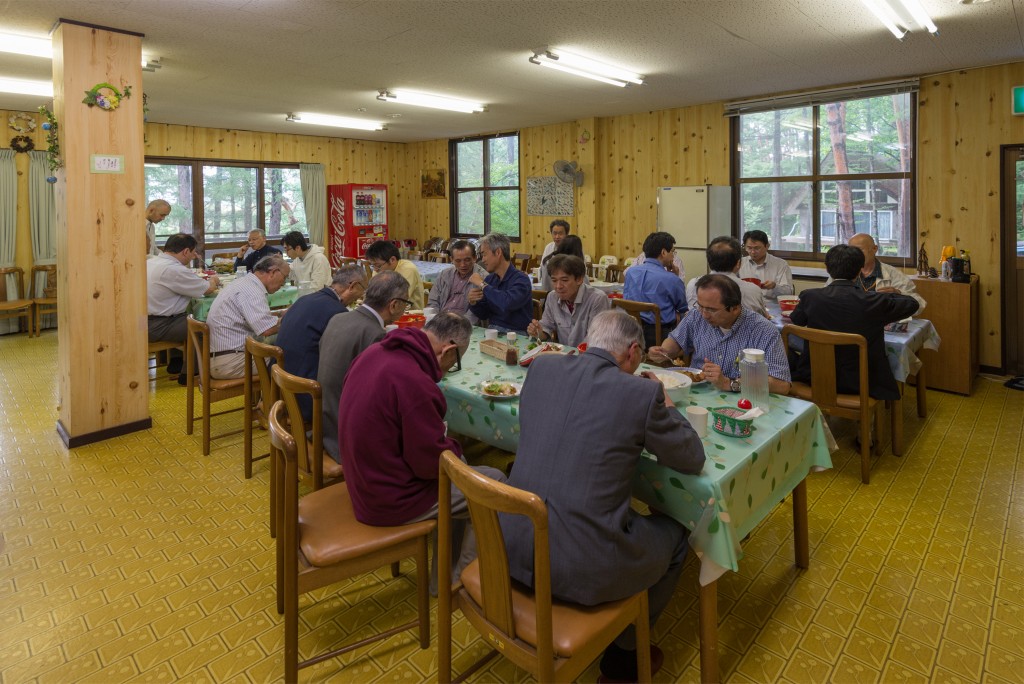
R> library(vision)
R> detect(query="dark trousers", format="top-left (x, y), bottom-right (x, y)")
top-left (147, 313), bottom-right (187, 362)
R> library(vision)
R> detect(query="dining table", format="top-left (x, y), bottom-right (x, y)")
top-left (408, 259), bottom-right (453, 283)
top-left (188, 283), bottom-right (299, 322)
top-left (438, 327), bottom-right (834, 683)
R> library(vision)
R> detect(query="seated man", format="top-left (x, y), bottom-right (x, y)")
top-left (365, 239), bottom-right (425, 310)
top-left (206, 254), bottom-right (290, 379)
top-left (467, 233), bottom-right (533, 333)
top-left (147, 233), bottom-right (219, 375)
top-left (318, 271), bottom-right (411, 461)
top-left (622, 231), bottom-right (688, 348)
top-left (527, 254), bottom-right (610, 346)
top-left (426, 239), bottom-right (487, 320)
top-left (501, 310), bottom-right (705, 681)
top-left (650, 274), bottom-right (792, 395)
top-left (738, 229), bottom-right (794, 300)
top-left (338, 312), bottom-right (506, 589)
top-left (275, 265), bottom-right (366, 421)
top-left (841, 233), bottom-right (926, 314)
top-left (686, 236), bottom-right (768, 317)
top-left (790, 244), bottom-right (919, 400)
top-left (629, 249), bottom-right (685, 283)
top-left (233, 229), bottom-right (282, 273)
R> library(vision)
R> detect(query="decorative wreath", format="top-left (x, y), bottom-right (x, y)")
top-left (82, 82), bottom-right (132, 111)
top-left (8, 113), bottom-right (37, 134)
top-left (10, 135), bottom-right (35, 153)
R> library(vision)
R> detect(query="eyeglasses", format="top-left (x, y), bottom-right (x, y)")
top-left (369, 261), bottom-right (386, 271)
top-left (696, 303), bottom-right (730, 315)
top-left (448, 340), bottom-right (462, 373)
top-left (392, 297), bottom-right (414, 310)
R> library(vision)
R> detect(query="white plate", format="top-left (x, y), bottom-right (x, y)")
top-left (478, 379), bottom-right (523, 400)
top-left (519, 342), bottom-right (564, 365)
top-left (672, 367), bottom-right (709, 385)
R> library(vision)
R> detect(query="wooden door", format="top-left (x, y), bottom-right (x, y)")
top-left (1002, 146), bottom-right (1024, 376)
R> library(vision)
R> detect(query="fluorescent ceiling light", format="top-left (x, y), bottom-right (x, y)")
top-left (859, 0), bottom-right (938, 38)
top-left (376, 90), bottom-right (485, 113)
top-left (899, 0), bottom-right (938, 34)
top-left (0, 77), bottom-right (53, 97)
top-left (286, 112), bottom-right (385, 131)
top-left (859, 0), bottom-right (908, 39)
top-left (529, 49), bottom-right (644, 87)
top-left (0, 32), bottom-right (51, 58)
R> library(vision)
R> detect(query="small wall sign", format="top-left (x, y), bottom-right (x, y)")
top-left (1013, 86), bottom-right (1024, 116)
top-left (90, 155), bottom-right (124, 174)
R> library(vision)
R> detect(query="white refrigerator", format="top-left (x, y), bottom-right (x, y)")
top-left (656, 185), bottom-right (732, 282)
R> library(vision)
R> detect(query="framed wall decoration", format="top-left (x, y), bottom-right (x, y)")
top-left (421, 169), bottom-right (446, 198)
top-left (526, 176), bottom-right (574, 216)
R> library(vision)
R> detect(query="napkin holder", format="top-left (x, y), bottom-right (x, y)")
top-left (480, 339), bottom-right (519, 365)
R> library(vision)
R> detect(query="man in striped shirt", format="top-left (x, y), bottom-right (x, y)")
top-left (207, 254), bottom-right (290, 379)
top-left (648, 274), bottom-right (791, 395)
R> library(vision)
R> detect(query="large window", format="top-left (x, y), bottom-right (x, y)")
top-left (145, 158), bottom-right (307, 247)
top-left (449, 133), bottom-right (520, 240)
top-left (732, 91), bottom-right (915, 258)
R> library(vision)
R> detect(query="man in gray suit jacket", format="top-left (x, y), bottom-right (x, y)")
top-left (317, 271), bottom-right (412, 461)
top-left (500, 310), bottom-right (705, 682)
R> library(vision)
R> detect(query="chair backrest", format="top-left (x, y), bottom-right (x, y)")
top-left (246, 337), bottom-right (284, 414)
top-left (186, 315), bottom-right (212, 391)
top-left (598, 255), bottom-right (619, 266)
top-left (622, 257), bottom-right (636, 269)
top-left (512, 253), bottom-right (531, 272)
top-left (0, 267), bottom-right (25, 301)
top-left (267, 400), bottom-right (299, 558)
top-left (407, 250), bottom-right (424, 261)
top-left (30, 265), bottom-right (57, 298)
top-left (272, 364), bottom-right (325, 487)
top-left (428, 253), bottom-right (450, 263)
top-left (531, 290), bottom-right (548, 321)
top-left (781, 324), bottom-right (870, 410)
top-left (438, 451), bottom-right (556, 667)
top-left (605, 264), bottom-right (624, 283)
top-left (612, 298), bottom-right (662, 345)
top-left (357, 259), bottom-right (374, 281)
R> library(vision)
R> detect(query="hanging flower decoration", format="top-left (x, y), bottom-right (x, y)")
top-left (82, 82), bottom-right (132, 111)
top-left (38, 106), bottom-right (62, 182)
top-left (8, 113), bottom-right (37, 134)
top-left (10, 135), bottom-right (35, 153)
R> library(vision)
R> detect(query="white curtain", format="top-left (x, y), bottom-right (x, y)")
top-left (29, 151), bottom-right (57, 331)
top-left (299, 163), bottom-right (326, 247)
top-left (0, 149), bottom-right (19, 333)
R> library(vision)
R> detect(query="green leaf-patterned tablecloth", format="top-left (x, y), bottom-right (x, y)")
top-left (188, 286), bottom-right (299, 322)
top-left (439, 328), bottom-right (834, 585)
top-left (409, 260), bottom-right (453, 284)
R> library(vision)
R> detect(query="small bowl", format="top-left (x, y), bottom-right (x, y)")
top-left (647, 370), bottom-right (693, 403)
top-left (777, 295), bottom-right (799, 315)
top-left (742, 277), bottom-right (762, 287)
top-left (710, 406), bottom-right (753, 437)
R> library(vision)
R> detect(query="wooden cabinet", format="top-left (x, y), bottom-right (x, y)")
top-left (911, 275), bottom-right (979, 395)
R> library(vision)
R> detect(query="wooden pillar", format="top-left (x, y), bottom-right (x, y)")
top-left (575, 117), bottom-right (597, 250)
top-left (52, 19), bottom-right (150, 447)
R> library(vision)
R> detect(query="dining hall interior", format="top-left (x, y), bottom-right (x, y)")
top-left (1, 0), bottom-right (1023, 682)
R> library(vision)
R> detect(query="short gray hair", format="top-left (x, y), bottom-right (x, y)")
top-left (363, 271), bottom-right (409, 310)
top-left (253, 254), bottom-right (287, 274)
top-left (332, 264), bottom-right (365, 288)
top-left (424, 312), bottom-right (473, 350)
top-left (586, 310), bottom-right (644, 356)
top-left (478, 233), bottom-right (511, 261)
top-left (248, 229), bottom-right (266, 238)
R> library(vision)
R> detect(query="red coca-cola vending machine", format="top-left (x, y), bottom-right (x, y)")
top-left (326, 183), bottom-right (388, 264)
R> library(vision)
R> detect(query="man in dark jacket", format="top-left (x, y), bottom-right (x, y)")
top-left (790, 244), bottom-right (919, 400)
top-left (233, 229), bottom-right (282, 273)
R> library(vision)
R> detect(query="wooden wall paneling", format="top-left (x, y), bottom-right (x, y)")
top-left (519, 121), bottom-right (575, 255)
top-left (575, 117), bottom-right (598, 255)
top-left (53, 21), bottom-right (149, 445)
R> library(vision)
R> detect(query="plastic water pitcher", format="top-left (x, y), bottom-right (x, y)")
top-left (739, 348), bottom-right (771, 413)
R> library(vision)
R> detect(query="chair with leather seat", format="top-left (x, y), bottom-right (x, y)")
top-left (185, 315), bottom-right (251, 455)
top-left (612, 299), bottom-right (665, 346)
top-left (271, 365), bottom-right (344, 492)
top-left (30, 264), bottom-right (58, 337)
top-left (782, 324), bottom-right (894, 484)
top-left (0, 267), bottom-right (34, 336)
top-left (267, 401), bottom-right (434, 682)
top-left (244, 337), bottom-right (283, 479)
top-left (437, 450), bottom-right (651, 684)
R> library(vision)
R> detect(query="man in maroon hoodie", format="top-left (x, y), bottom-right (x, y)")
top-left (337, 312), bottom-right (506, 590)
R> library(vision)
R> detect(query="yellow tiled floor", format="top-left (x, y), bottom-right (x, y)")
top-left (1, 331), bottom-right (1022, 682)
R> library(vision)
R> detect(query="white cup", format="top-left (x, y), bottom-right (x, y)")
top-left (385, 324), bottom-right (398, 333)
top-left (685, 406), bottom-right (708, 438)
top-left (423, 307), bottom-right (437, 316)
top-left (506, 332), bottom-right (517, 344)
top-left (236, 266), bottom-right (247, 275)
top-left (484, 329), bottom-right (498, 341)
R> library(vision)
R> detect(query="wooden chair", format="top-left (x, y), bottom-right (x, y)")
top-left (612, 299), bottom-right (664, 345)
top-left (782, 324), bottom-right (894, 484)
top-left (147, 340), bottom-right (184, 381)
top-left (437, 450), bottom-right (651, 684)
top-left (604, 264), bottom-right (624, 284)
top-left (185, 316), bottom-right (250, 455)
top-left (513, 253), bottom-right (532, 272)
top-left (531, 289), bottom-right (548, 321)
top-left (0, 267), bottom-right (34, 336)
top-left (244, 337), bottom-right (283, 480)
top-left (407, 250), bottom-right (424, 261)
top-left (30, 264), bottom-right (57, 337)
top-left (271, 365), bottom-right (344, 492)
top-left (267, 401), bottom-right (435, 682)
top-left (428, 252), bottom-right (450, 264)
top-left (357, 259), bottom-right (374, 281)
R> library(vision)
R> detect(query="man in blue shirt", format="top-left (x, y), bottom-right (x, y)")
top-left (467, 233), bottom-right (533, 333)
top-left (623, 232), bottom-right (689, 348)
top-left (275, 265), bottom-right (366, 420)
top-left (649, 274), bottom-right (791, 395)
top-left (233, 229), bottom-right (282, 273)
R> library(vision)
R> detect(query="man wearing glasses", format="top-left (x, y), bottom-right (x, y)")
top-left (365, 239), bottom-right (426, 310)
top-left (318, 271), bottom-right (411, 461)
top-left (648, 274), bottom-right (791, 395)
top-left (275, 265), bottom-right (366, 422)
top-left (338, 312), bottom-right (506, 592)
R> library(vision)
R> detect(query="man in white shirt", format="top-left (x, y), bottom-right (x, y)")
top-left (206, 254), bottom-right (290, 379)
top-left (145, 199), bottom-right (172, 258)
top-left (147, 233), bottom-right (219, 374)
top-left (540, 219), bottom-right (570, 262)
top-left (686, 236), bottom-right (768, 317)
top-left (738, 230), bottom-right (794, 300)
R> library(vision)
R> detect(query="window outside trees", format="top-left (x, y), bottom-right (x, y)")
top-left (450, 133), bottom-right (520, 240)
top-left (734, 92), bottom-right (914, 258)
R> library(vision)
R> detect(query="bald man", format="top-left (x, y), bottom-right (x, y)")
top-left (146, 199), bottom-right (172, 258)
top-left (837, 233), bottom-right (926, 314)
